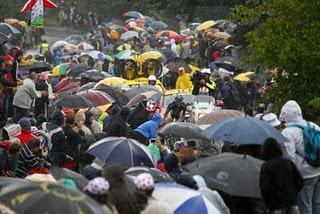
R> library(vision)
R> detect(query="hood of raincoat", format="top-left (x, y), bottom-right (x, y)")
top-left (152, 113), bottom-right (163, 125)
top-left (279, 100), bottom-right (303, 124)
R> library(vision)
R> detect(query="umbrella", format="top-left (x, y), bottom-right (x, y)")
top-left (197, 110), bottom-right (244, 126)
top-left (125, 167), bottom-right (173, 183)
top-left (114, 50), bottom-right (134, 60)
top-left (77, 89), bottom-right (115, 106)
top-left (79, 69), bottom-right (111, 81)
top-left (54, 77), bottom-right (80, 93)
top-left (208, 56), bottom-right (240, 72)
top-left (196, 20), bottom-right (216, 32)
top-left (202, 116), bottom-right (288, 145)
top-left (0, 177), bottom-right (31, 191)
top-left (51, 40), bottom-right (68, 50)
top-left (159, 122), bottom-right (205, 139)
top-left (150, 21), bottom-right (168, 30)
top-left (126, 91), bottom-right (160, 108)
top-left (94, 84), bottom-right (129, 106)
top-left (213, 32), bottom-right (231, 40)
top-left (120, 31), bottom-right (139, 41)
top-left (96, 77), bottom-right (127, 88)
top-left (234, 71), bottom-right (255, 82)
top-left (0, 32), bottom-right (9, 44)
top-left (0, 23), bottom-right (21, 36)
top-left (78, 82), bottom-right (96, 92)
top-left (186, 152), bottom-right (264, 198)
top-left (156, 30), bottom-right (185, 42)
top-left (49, 167), bottom-right (88, 188)
top-left (54, 94), bottom-right (94, 108)
top-left (125, 85), bottom-right (161, 100)
top-left (64, 34), bottom-right (85, 45)
top-left (67, 63), bottom-right (91, 77)
top-left (0, 182), bottom-right (105, 214)
top-left (77, 42), bottom-right (94, 51)
top-left (86, 137), bottom-right (156, 168)
top-left (27, 61), bottom-right (52, 73)
top-left (52, 63), bottom-right (71, 76)
top-left (123, 11), bottom-right (145, 19)
top-left (82, 50), bottom-right (106, 61)
top-left (64, 43), bottom-right (78, 53)
top-left (153, 183), bottom-right (221, 214)
top-left (165, 59), bottom-right (192, 73)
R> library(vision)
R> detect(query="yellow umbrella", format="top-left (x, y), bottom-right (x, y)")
top-left (64, 43), bottom-right (77, 52)
top-left (18, 21), bottom-right (28, 28)
top-left (4, 18), bottom-right (19, 25)
top-left (97, 77), bottom-right (128, 88)
top-left (188, 64), bottom-right (201, 74)
top-left (213, 32), bottom-right (232, 40)
top-left (234, 71), bottom-right (255, 82)
top-left (97, 103), bottom-right (113, 113)
top-left (141, 51), bottom-right (162, 61)
top-left (196, 20), bottom-right (216, 32)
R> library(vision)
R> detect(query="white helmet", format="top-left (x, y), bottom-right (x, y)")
top-left (148, 75), bottom-right (157, 81)
top-left (201, 68), bottom-right (211, 75)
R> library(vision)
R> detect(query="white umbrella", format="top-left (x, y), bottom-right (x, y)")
top-left (77, 42), bottom-right (94, 51)
top-left (120, 31), bottom-right (139, 41)
top-left (81, 50), bottom-right (106, 61)
top-left (51, 40), bottom-right (68, 50)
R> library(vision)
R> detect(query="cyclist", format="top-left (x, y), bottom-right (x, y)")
top-left (148, 75), bottom-right (157, 86)
top-left (164, 95), bottom-right (187, 122)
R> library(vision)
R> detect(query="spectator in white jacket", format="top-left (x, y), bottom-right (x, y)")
top-left (280, 100), bottom-right (320, 214)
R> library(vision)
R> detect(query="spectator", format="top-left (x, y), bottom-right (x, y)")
top-left (17, 117), bottom-right (36, 144)
top-left (0, 139), bottom-right (21, 177)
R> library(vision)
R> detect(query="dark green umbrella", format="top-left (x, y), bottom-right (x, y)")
top-left (0, 182), bottom-right (105, 214)
top-left (49, 167), bottom-right (89, 188)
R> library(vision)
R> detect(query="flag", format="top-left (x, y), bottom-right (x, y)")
top-left (31, 0), bottom-right (44, 27)
top-left (21, 0), bottom-right (57, 12)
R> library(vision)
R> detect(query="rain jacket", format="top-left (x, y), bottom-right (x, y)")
top-left (135, 113), bottom-right (162, 140)
top-left (13, 78), bottom-right (41, 109)
top-left (280, 100), bottom-right (320, 178)
top-left (175, 69), bottom-right (193, 90)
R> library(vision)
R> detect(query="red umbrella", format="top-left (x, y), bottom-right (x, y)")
top-left (156, 30), bottom-right (185, 42)
top-left (77, 89), bottom-right (115, 106)
top-left (126, 91), bottom-right (159, 108)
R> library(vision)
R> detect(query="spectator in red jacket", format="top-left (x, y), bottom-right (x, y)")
top-left (17, 118), bottom-right (36, 144)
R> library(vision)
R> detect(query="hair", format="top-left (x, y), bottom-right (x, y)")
top-left (65, 115), bottom-right (75, 126)
top-left (29, 72), bottom-right (37, 81)
top-left (135, 188), bottom-right (154, 212)
top-left (260, 138), bottom-right (283, 161)
top-left (186, 140), bottom-right (197, 149)
top-left (8, 142), bottom-right (22, 156)
top-left (158, 133), bottom-right (165, 145)
top-left (28, 138), bottom-right (41, 150)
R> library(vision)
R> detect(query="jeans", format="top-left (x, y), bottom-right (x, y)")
top-left (298, 175), bottom-right (320, 214)
top-left (12, 106), bottom-right (29, 123)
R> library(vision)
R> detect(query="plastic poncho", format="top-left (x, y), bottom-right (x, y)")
top-left (175, 69), bottom-right (193, 90)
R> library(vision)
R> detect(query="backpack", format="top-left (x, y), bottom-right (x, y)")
top-left (40, 122), bottom-right (63, 153)
top-left (289, 122), bottom-right (320, 167)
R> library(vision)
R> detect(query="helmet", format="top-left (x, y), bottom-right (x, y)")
top-left (145, 99), bottom-right (158, 113)
top-left (201, 68), bottom-right (211, 75)
top-left (199, 87), bottom-right (209, 95)
top-left (148, 75), bottom-right (156, 81)
top-left (174, 94), bottom-right (184, 103)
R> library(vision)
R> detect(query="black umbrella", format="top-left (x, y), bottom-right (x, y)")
top-left (186, 152), bottom-right (264, 198)
top-left (125, 85), bottom-right (161, 100)
top-left (67, 63), bottom-right (91, 77)
top-left (208, 56), bottom-right (240, 72)
top-left (0, 32), bottom-right (9, 45)
top-left (94, 84), bottom-right (129, 106)
top-left (78, 82), bottom-right (96, 92)
top-left (0, 182), bottom-right (105, 214)
top-left (54, 94), bottom-right (94, 108)
top-left (27, 61), bottom-right (52, 73)
top-left (159, 122), bottom-right (205, 139)
top-left (79, 70), bottom-right (111, 82)
top-left (49, 167), bottom-right (89, 188)
top-left (0, 23), bottom-right (21, 37)
top-left (125, 167), bottom-right (173, 183)
top-left (0, 177), bottom-right (31, 191)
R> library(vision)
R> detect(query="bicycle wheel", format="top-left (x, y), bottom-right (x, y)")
top-left (142, 59), bottom-right (162, 78)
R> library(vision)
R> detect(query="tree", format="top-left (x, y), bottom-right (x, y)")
top-left (231, 0), bottom-right (320, 119)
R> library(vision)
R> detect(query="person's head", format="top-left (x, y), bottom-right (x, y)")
top-left (145, 99), bottom-right (158, 114)
top-left (148, 75), bottom-right (156, 86)
top-left (156, 133), bottom-right (165, 146)
top-left (178, 67), bottom-right (185, 76)
top-left (7, 142), bottom-right (22, 158)
top-left (102, 165), bottom-right (126, 188)
top-left (134, 173), bottom-right (155, 196)
top-left (174, 94), bottom-right (184, 107)
top-left (18, 117), bottom-right (32, 132)
top-left (38, 72), bottom-right (49, 81)
top-left (65, 115), bottom-right (76, 127)
top-left (177, 140), bottom-right (196, 163)
top-left (260, 138), bottom-right (283, 161)
top-left (50, 111), bottom-right (65, 127)
top-left (262, 113), bottom-right (281, 129)
top-left (279, 100), bottom-right (303, 124)
top-left (85, 111), bottom-right (94, 125)
top-left (28, 138), bottom-right (42, 155)
top-left (85, 177), bottom-right (111, 205)
top-left (164, 153), bottom-right (179, 172)
top-left (201, 69), bottom-right (211, 81)
top-left (29, 72), bottom-right (38, 82)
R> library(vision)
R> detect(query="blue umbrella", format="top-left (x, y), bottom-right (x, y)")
top-left (86, 137), bottom-right (156, 168)
top-left (153, 183), bottom-right (221, 214)
top-left (201, 116), bottom-right (287, 145)
top-left (114, 50), bottom-right (133, 60)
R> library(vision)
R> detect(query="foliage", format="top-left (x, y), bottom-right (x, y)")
top-left (231, 0), bottom-right (320, 120)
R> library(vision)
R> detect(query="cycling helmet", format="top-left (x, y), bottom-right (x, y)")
top-left (199, 87), bottom-right (209, 95)
top-left (174, 94), bottom-right (184, 103)
top-left (148, 75), bottom-right (156, 81)
top-left (145, 99), bottom-right (158, 113)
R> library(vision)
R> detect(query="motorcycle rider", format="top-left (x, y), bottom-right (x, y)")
top-left (192, 69), bottom-right (216, 97)
top-left (164, 95), bottom-right (187, 122)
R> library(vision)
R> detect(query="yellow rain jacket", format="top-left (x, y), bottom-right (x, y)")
top-left (176, 69), bottom-right (193, 90)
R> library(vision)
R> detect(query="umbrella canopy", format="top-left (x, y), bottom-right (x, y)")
top-left (52, 63), bottom-right (72, 76)
top-left (196, 20), bottom-right (216, 32)
top-left (0, 32), bottom-right (9, 44)
top-left (114, 50), bottom-right (134, 60)
top-left (67, 63), bottom-right (91, 77)
top-left (94, 84), bottom-right (129, 106)
top-left (213, 32), bottom-right (231, 40)
top-left (156, 30), bottom-right (185, 42)
top-left (51, 40), bottom-right (68, 50)
top-left (120, 31), bottom-right (139, 41)
top-left (27, 61), bottom-right (52, 73)
top-left (49, 167), bottom-right (88, 188)
top-left (54, 77), bottom-right (80, 93)
top-left (0, 23), bottom-right (21, 36)
top-left (126, 91), bottom-right (160, 108)
top-left (208, 56), bottom-right (240, 72)
top-left (77, 42), bottom-right (94, 51)
top-left (123, 11), bottom-right (145, 19)
top-left (0, 182), bottom-right (105, 214)
top-left (165, 59), bottom-right (192, 73)
top-left (197, 110), bottom-right (244, 126)
top-left (54, 94), bottom-right (94, 108)
top-left (159, 122), bottom-right (205, 139)
top-left (64, 43), bottom-right (78, 53)
top-left (125, 85), bottom-right (161, 100)
top-left (125, 167), bottom-right (173, 183)
top-left (150, 21), bottom-right (168, 30)
top-left (97, 77), bottom-right (128, 88)
top-left (186, 152), bottom-right (263, 198)
top-left (0, 177), bottom-right (31, 191)
top-left (82, 50), bottom-right (106, 61)
top-left (153, 183), bottom-right (221, 214)
top-left (64, 35), bottom-right (85, 45)
top-left (234, 71), bottom-right (255, 82)
top-left (78, 82), bottom-right (96, 92)
top-left (202, 116), bottom-right (288, 145)
top-left (79, 69), bottom-right (111, 81)
top-left (87, 137), bottom-right (156, 168)
top-left (77, 89), bottom-right (115, 106)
